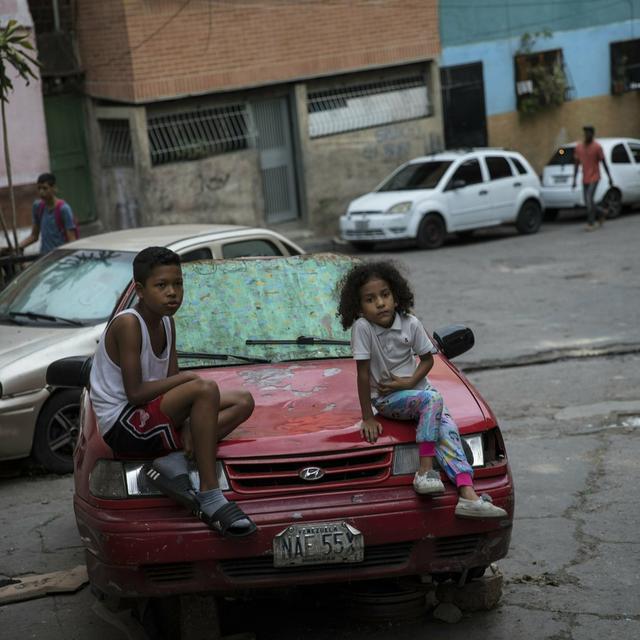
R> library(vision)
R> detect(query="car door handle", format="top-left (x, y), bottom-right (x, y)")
top-left (479, 190), bottom-right (489, 195)
top-left (513, 182), bottom-right (522, 187)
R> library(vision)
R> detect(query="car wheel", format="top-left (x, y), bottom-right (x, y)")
top-left (351, 241), bottom-right (376, 252)
top-left (515, 200), bottom-right (543, 234)
top-left (416, 214), bottom-right (446, 250)
top-left (543, 208), bottom-right (559, 222)
top-left (32, 389), bottom-right (81, 474)
top-left (602, 188), bottom-right (622, 219)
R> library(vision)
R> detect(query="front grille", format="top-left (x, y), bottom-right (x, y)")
top-left (220, 542), bottom-right (413, 579)
top-left (350, 210), bottom-right (383, 215)
top-left (226, 448), bottom-right (392, 495)
top-left (344, 229), bottom-right (386, 238)
top-left (434, 534), bottom-right (483, 558)
top-left (142, 562), bottom-right (196, 584)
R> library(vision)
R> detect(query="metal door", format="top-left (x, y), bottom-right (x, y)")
top-left (251, 97), bottom-right (299, 224)
top-left (43, 94), bottom-right (95, 223)
top-left (440, 63), bottom-right (488, 150)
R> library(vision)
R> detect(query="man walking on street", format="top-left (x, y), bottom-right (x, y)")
top-left (572, 125), bottom-right (614, 232)
top-left (18, 173), bottom-right (77, 254)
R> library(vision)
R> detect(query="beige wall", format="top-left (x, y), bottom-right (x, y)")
top-left (297, 68), bottom-right (445, 234)
top-left (488, 93), bottom-right (640, 173)
top-left (91, 105), bottom-right (265, 232)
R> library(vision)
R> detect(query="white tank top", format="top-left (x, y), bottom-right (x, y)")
top-left (89, 309), bottom-right (172, 435)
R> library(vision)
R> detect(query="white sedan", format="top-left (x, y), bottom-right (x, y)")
top-left (340, 149), bottom-right (543, 251)
top-left (540, 138), bottom-right (640, 219)
top-left (0, 225), bottom-right (303, 473)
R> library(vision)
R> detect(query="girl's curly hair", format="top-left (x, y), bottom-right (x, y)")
top-left (336, 260), bottom-right (414, 330)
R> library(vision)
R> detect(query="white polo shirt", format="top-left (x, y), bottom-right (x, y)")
top-left (351, 313), bottom-right (437, 398)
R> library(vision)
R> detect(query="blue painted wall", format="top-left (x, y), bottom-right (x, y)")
top-left (440, 19), bottom-right (640, 116)
top-left (441, 0), bottom-right (640, 46)
top-left (440, 0), bottom-right (640, 116)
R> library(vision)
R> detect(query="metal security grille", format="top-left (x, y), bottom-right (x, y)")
top-left (307, 75), bottom-right (430, 138)
top-left (147, 104), bottom-right (254, 166)
top-left (99, 119), bottom-right (134, 167)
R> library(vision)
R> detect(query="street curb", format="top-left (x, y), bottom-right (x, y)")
top-left (457, 342), bottom-right (640, 373)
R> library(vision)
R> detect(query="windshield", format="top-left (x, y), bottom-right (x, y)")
top-left (547, 146), bottom-right (575, 166)
top-left (175, 255), bottom-right (354, 366)
top-left (0, 249), bottom-right (135, 325)
top-left (377, 161), bottom-right (452, 191)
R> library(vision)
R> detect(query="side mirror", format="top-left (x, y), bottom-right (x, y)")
top-left (433, 325), bottom-right (474, 360)
top-left (447, 178), bottom-right (466, 191)
top-left (47, 356), bottom-right (93, 388)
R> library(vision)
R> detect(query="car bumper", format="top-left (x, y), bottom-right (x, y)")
top-left (0, 388), bottom-right (47, 460)
top-left (540, 184), bottom-right (608, 209)
top-left (339, 214), bottom-right (413, 242)
top-left (76, 475), bottom-right (514, 598)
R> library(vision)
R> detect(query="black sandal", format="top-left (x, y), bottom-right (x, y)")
top-left (141, 464), bottom-right (199, 512)
top-left (197, 501), bottom-right (257, 538)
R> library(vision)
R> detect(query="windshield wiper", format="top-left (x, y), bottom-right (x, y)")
top-left (246, 335), bottom-right (350, 346)
top-left (9, 311), bottom-right (84, 326)
top-left (177, 351), bottom-right (271, 364)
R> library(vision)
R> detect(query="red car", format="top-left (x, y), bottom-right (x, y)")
top-left (47, 255), bottom-right (513, 616)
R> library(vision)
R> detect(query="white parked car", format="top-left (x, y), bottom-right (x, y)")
top-left (0, 225), bottom-right (303, 473)
top-left (340, 149), bottom-right (543, 250)
top-left (540, 138), bottom-right (640, 220)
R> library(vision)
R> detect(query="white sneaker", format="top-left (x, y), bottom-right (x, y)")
top-left (455, 497), bottom-right (507, 519)
top-left (413, 470), bottom-right (445, 495)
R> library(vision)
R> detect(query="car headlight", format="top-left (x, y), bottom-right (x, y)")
top-left (392, 434), bottom-right (486, 475)
top-left (386, 201), bottom-right (413, 214)
top-left (89, 459), bottom-right (229, 498)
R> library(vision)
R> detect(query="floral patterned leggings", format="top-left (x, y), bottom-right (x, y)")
top-left (373, 388), bottom-right (473, 487)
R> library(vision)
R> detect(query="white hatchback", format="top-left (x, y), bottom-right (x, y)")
top-left (540, 138), bottom-right (640, 219)
top-left (339, 149), bottom-right (543, 250)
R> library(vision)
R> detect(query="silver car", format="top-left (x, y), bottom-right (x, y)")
top-left (0, 225), bottom-right (303, 473)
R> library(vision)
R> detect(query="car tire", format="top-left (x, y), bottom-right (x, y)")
top-left (416, 214), bottom-right (446, 250)
top-left (515, 200), bottom-right (543, 234)
top-left (543, 208), bottom-right (559, 222)
top-left (602, 188), bottom-right (622, 219)
top-left (32, 389), bottom-right (81, 474)
top-left (351, 241), bottom-right (376, 252)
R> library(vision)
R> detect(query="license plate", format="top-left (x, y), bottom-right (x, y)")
top-left (354, 219), bottom-right (369, 231)
top-left (553, 176), bottom-right (569, 183)
top-left (273, 521), bottom-right (364, 567)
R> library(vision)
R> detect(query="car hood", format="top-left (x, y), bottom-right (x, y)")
top-left (347, 190), bottom-right (434, 213)
top-left (198, 357), bottom-right (489, 458)
top-left (0, 323), bottom-right (104, 394)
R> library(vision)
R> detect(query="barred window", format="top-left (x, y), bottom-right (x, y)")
top-left (99, 119), bottom-right (133, 167)
top-left (307, 75), bottom-right (430, 138)
top-left (147, 104), bottom-right (253, 166)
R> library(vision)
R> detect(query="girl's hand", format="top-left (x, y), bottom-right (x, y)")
top-left (377, 374), bottom-right (413, 395)
top-left (360, 417), bottom-right (383, 443)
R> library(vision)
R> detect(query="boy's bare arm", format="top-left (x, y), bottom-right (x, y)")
top-left (113, 315), bottom-right (196, 406)
top-left (167, 317), bottom-right (180, 377)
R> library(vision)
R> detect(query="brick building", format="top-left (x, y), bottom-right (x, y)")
top-left (29, 0), bottom-right (444, 234)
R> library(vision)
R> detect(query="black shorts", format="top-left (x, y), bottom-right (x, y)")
top-left (103, 396), bottom-right (182, 457)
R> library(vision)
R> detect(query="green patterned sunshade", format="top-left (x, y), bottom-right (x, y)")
top-left (175, 254), bottom-right (356, 365)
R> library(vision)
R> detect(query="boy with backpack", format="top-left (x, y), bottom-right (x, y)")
top-left (19, 173), bottom-right (78, 254)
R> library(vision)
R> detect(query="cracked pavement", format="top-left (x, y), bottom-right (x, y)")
top-left (1, 213), bottom-right (639, 638)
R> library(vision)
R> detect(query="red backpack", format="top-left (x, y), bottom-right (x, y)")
top-left (37, 199), bottom-right (80, 239)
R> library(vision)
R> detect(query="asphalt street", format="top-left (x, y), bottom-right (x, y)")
top-left (1, 211), bottom-right (639, 639)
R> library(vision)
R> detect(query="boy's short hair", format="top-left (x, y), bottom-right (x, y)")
top-left (37, 173), bottom-right (56, 186)
top-left (133, 246), bottom-right (181, 285)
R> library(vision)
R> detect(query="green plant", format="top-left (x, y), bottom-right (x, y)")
top-left (0, 20), bottom-right (41, 252)
top-left (516, 29), bottom-right (567, 115)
